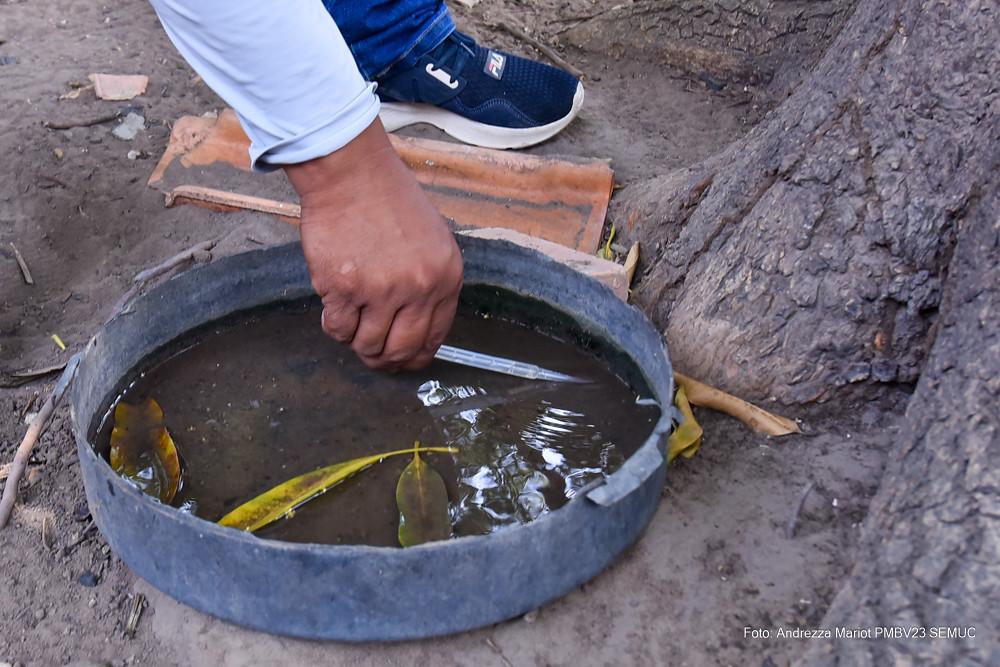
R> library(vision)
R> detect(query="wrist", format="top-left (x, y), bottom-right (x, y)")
top-left (284, 118), bottom-right (399, 209)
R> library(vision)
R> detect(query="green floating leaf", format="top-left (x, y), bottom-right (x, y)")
top-left (111, 398), bottom-right (182, 504)
top-left (219, 445), bottom-right (457, 533)
top-left (397, 441), bottom-right (452, 547)
top-left (667, 386), bottom-right (703, 463)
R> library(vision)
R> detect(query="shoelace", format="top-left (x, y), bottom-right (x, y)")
top-left (428, 31), bottom-right (477, 79)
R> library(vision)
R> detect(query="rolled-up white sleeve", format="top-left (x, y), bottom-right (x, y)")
top-left (148, 0), bottom-right (379, 170)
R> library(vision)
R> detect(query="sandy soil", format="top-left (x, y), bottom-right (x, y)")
top-left (2, 1), bottom-right (893, 665)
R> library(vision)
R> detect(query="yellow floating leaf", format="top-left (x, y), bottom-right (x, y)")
top-left (668, 386), bottom-right (702, 462)
top-left (51, 334), bottom-right (66, 351)
top-left (396, 442), bottom-right (452, 547)
top-left (219, 445), bottom-right (457, 533)
top-left (110, 398), bottom-right (181, 503)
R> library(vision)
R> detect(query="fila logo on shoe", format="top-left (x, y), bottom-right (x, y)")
top-left (425, 64), bottom-right (459, 89)
top-left (484, 51), bottom-right (506, 80)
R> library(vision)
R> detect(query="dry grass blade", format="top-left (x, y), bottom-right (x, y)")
top-left (786, 481), bottom-right (815, 539)
top-left (126, 593), bottom-right (146, 637)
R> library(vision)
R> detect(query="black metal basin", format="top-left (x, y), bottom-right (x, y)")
top-left (70, 237), bottom-right (673, 641)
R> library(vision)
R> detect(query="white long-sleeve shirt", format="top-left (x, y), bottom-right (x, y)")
top-left (148, 0), bottom-right (379, 170)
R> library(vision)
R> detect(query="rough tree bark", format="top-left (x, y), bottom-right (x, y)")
top-left (607, 0), bottom-right (999, 662)
top-left (615, 0), bottom-right (997, 405)
top-left (802, 174), bottom-right (999, 667)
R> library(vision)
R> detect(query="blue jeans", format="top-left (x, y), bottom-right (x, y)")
top-left (322, 0), bottom-right (455, 80)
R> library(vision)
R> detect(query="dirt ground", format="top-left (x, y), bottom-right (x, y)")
top-left (1, 1), bottom-right (894, 665)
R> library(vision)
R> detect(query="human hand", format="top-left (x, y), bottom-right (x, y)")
top-left (285, 119), bottom-right (462, 370)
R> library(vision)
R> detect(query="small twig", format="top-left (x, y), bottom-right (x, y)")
top-left (18, 391), bottom-right (40, 421)
top-left (42, 111), bottom-right (121, 130)
top-left (38, 175), bottom-right (69, 189)
top-left (63, 518), bottom-right (97, 556)
top-left (484, 637), bottom-right (514, 667)
top-left (490, 22), bottom-right (585, 79)
top-left (0, 353), bottom-right (82, 529)
top-left (10, 242), bottom-right (34, 285)
top-left (785, 481), bottom-right (815, 539)
top-left (133, 239), bottom-right (216, 283)
top-left (63, 518), bottom-right (96, 552)
top-left (107, 239), bottom-right (218, 323)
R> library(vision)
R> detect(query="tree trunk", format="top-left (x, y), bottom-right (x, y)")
top-left (801, 182), bottom-right (999, 666)
top-left (615, 0), bottom-right (997, 405)
top-left (611, 0), bottom-right (999, 661)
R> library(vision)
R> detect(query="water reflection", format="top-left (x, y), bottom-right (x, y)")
top-left (417, 379), bottom-right (626, 535)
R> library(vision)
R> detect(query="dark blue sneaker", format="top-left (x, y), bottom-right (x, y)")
top-left (375, 31), bottom-right (584, 149)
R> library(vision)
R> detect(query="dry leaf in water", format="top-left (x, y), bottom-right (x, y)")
top-left (396, 442), bottom-right (452, 547)
top-left (667, 386), bottom-right (703, 462)
top-left (110, 398), bottom-right (181, 503)
top-left (219, 445), bottom-right (457, 533)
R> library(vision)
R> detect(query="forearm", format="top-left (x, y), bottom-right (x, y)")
top-left (147, 0), bottom-right (379, 169)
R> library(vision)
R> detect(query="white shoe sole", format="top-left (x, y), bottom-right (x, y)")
top-left (379, 82), bottom-right (584, 150)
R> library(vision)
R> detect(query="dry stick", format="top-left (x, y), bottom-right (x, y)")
top-left (490, 22), bottom-right (585, 79)
top-left (133, 239), bottom-right (217, 283)
top-left (18, 391), bottom-right (40, 421)
top-left (42, 111), bottom-right (121, 131)
top-left (674, 371), bottom-right (800, 436)
top-left (107, 239), bottom-right (217, 323)
top-left (785, 481), bottom-right (816, 539)
top-left (10, 242), bottom-right (34, 285)
top-left (0, 353), bottom-right (81, 528)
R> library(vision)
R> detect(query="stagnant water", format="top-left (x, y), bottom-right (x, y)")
top-left (99, 294), bottom-right (659, 546)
